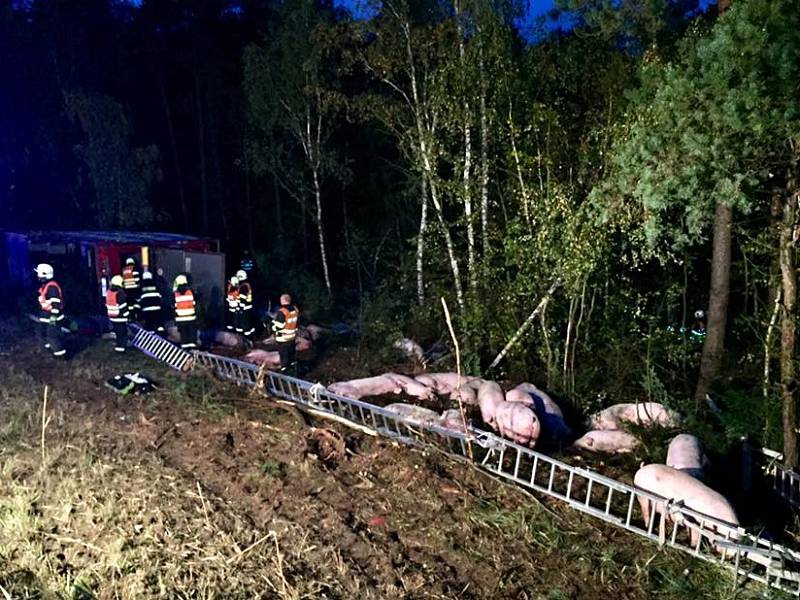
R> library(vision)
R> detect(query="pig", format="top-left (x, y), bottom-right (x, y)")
top-left (587, 402), bottom-right (681, 431)
top-left (439, 409), bottom-right (468, 433)
top-left (327, 375), bottom-right (401, 400)
top-left (295, 336), bottom-right (313, 352)
top-left (666, 434), bottom-right (709, 480)
top-left (385, 403), bottom-right (440, 428)
top-left (477, 381), bottom-right (505, 428)
top-left (634, 464), bottom-right (738, 550)
top-left (509, 383), bottom-right (573, 442)
top-left (244, 349), bottom-right (281, 367)
top-left (572, 430), bottom-right (640, 454)
top-left (213, 330), bottom-right (243, 347)
top-left (305, 324), bottom-right (324, 341)
top-left (384, 373), bottom-right (436, 401)
top-left (414, 372), bottom-right (482, 396)
top-left (493, 401), bottom-right (540, 447)
top-left (450, 383), bottom-right (477, 405)
top-left (394, 338), bottom-right (426, 363)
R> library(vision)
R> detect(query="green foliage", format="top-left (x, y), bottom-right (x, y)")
top-left (64, 90), bottom-right (160, 229)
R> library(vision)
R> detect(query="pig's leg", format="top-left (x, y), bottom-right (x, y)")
top-left (638, 495), bottom-right (651, 530)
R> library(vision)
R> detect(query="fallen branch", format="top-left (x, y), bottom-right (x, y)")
top-left (488, 279), bottom-right (562, 371)
top-left (441, 297), bottom-right (473, 461)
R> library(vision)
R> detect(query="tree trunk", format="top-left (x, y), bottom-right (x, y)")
top-left (272, 164), bottom-right (283, 250)
top-left (158, 75), bottom-right (188, 231)
top-left (478, 44), bottom-right (490, 259)
top-left (312, 167), bottom-right (332, 294)
top-left (242, 144), bottom-right (254, 253)
top-left (416, 173), bottom-right (428, 305)
top-left (780, 191), bottom-right (798, 468)
top-left (193, 72), bottom-right (209, 234)
top-left (693, 202), bottom-right (732, 408)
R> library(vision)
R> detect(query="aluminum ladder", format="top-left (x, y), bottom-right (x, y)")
top-left (129, 324), bottom-right (193, 372)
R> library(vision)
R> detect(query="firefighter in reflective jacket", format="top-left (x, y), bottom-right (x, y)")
top-left (106, 275), bottom-right (130, 353)
top-left (226, 276), bottom-right (239, 332)
top-left (173, 274), bottom-right (197, 349)
top-left (139, 271), bottom-right (164, 333)
top-left (122, 257), bottom-right (141, 316)
top-left (271, 293), bottom-right (299, 373)
top-left (235, 269), bottom-right (255, 339)
top-left (36, 263), bottom-right (66, 358)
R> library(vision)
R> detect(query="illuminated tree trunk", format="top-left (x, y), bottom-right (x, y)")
top-left (780, 188), bottom-right (798, 468)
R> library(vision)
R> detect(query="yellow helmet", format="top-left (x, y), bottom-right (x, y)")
top-left (111, 275), bottom-right (124, 287)
top-left (174, 274), bottom-right (188, 287)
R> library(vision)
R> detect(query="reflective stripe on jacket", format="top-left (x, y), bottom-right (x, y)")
top-left (226, 283), bottom-right (239, 311)
top-left (38, 281), bottom-right (65, 322)
top-left (238, 282), bottom-right (253, 311)
top-left (106, 289), bottom-right (129, 323)
top-left (273, 305), bottom-right (299, 342)
top-left (174, 289), bottom-right (196, 322)
top-left (122, 265), bottom-right (140, 289)
top-left (139, 284), bottom-right (162, 312)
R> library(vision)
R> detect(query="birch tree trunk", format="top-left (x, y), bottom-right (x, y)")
top-left (416, 173), bottom-right (428, 305)
top-left (478, 43), bottom-right (490, 258)
top-left (312, 165), bottom-right (332, 294)
top-left (780, 190), bottom-right (798, 467)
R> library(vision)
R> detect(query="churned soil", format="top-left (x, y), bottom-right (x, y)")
top-left (0, 320), bottom-right (746, 599)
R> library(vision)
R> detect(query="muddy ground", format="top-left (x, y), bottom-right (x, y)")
top-left (0, 320), bottom-right (780, 599)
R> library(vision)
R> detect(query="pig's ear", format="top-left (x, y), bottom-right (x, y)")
top-left (585, 437), bottom-right (594, 447)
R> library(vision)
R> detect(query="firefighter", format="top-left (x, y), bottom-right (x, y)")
top-left (106, 275), bottom-right (130, 353)
top-left (122, 257), bottom-right (141, 317)
top-left (225, 276), bottom-right (239, 332)
top-left (35, 263), bottom-right (66, 359)
top-left (271, 293), bottom-right (299, 374)
top-left (139, 271), bottom-right (164, 333)
top-left (235, 269), bottom-right (255, 340)
top-left (173, 274), bottom-right (197, 349)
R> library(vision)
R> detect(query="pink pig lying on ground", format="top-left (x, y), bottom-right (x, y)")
top-left (214, 330), bottom-right (243, 347)
top-left (634, 464), bottom-right (738, 550)
top-left (439, 409), bottom-right (468, 432)
top-left (244, 349), bottom-right (281, 367)
top-left (572, 430), bottom-right (640, 454)
top-left (384, 403), bottom-right (441, 427)
top-left (666, 434), bottom-right (709, 480)
top-left (478, 381), bottom-right (540, 446)
top-left (587, 402), bottom-right (682, 430)
top-left (327, 375), bottom-right (401, 399)
top-left (508, 383), bottom-right (573, 442)
top-left (384, 373), bottom-right (436, 401)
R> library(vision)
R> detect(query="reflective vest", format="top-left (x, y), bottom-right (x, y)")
top-left (38, 281), bottom-right (64, 322)
top-left (139, 284), bottom-right (162, 313)
top-left (274, 305), bottom-right (299, 342)
top-left (106, 289), bottom-right (129, 323)
top-left (174, 288), bottom-right (196, 322)
top-left (226, 283), bottom-right (239, 312)
top-left (238, 282), bottom-right (253, 311)
top-left (122, 265), bottom-right (140, 290)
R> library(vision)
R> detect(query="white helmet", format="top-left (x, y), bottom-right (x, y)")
top-left (142, 271), bottom-right (153, 280)
top-left (126, 257), bottom-right (135, 266)
top-left (694, 310), bottom-right (705, 320)
top-left (35, 263), bottom-right (54, 280)
top-left (230, 276), bottom-right (239, 286)
top-left (236, 269), bottom-right (247, 282)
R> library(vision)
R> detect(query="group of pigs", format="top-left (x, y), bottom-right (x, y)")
top-left (327, 371), bottom-right (741, 545)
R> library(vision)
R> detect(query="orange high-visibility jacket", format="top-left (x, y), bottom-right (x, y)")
top-left (174, 288), bottom-right (196, 322)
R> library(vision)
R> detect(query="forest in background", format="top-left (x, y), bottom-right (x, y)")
top-left (2, 0), bottom-right (799, 464)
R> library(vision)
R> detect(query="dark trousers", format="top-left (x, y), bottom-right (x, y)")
top-left (112, 320), bottom-right (128, 352)
top-left (42, 321), bottom-right (65, 358)
top-left (177, 319), bottom-right (197, 349)
top-left (237, 309), bottom-right (254, 339)
top-left (277, 340), bottom-right (296, 374)
top-left (226, 308), bottom-right (237, 331)
top-left (142, 309), bottom-right (164, 333)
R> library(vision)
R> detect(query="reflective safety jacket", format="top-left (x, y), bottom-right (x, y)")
top-left (174, 287), bottom-right (197, 322)
top-left (272, 304), bottom-right (299, 342)
top-left (106, 288), bottom-right (130, 323)
top-left (38, 280), bottom-right (65, 323)
top-left (226, 282), bottom-right (239, 312)
top-left (237, 281), bottom-right (253, 312)
top-left (122, 265), bottom-right (140, 290)
top-left (139, 283), bottom-right (162, 313)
